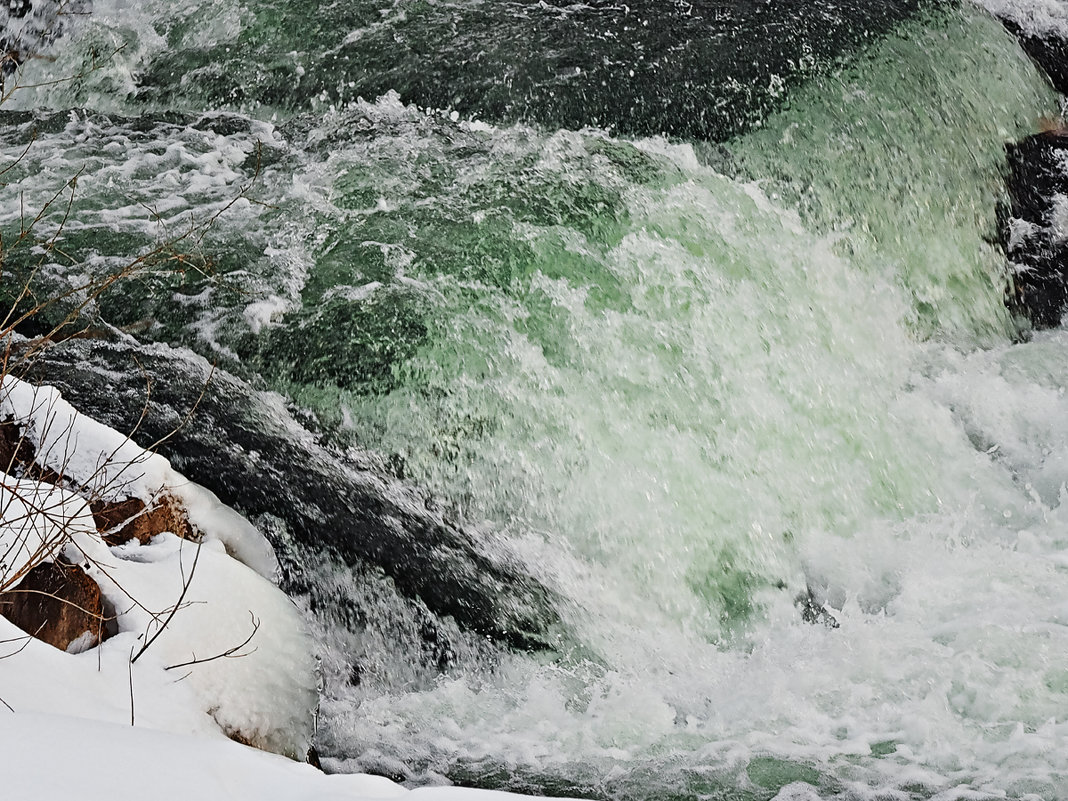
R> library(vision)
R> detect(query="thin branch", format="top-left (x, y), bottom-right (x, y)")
top-left (0, 43), bottom-right (127, 105)
top-left (128, 644), bottom-right (135, 726)
top-left (0, 620), bottom-right (43, 659)
top-left (164, 612), bottom-right (260, 671)
top-left (129, 541), bottom-right (201, 664)
top-left (0, 586), bottom-right (110, 620)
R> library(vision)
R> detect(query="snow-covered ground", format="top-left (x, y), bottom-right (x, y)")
top-left (0, 373), bottom-right (582, 800)
top-left (0, 372), bottom-right (318, 754)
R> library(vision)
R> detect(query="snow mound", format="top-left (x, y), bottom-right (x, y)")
top-left (0, 374), bottom-right (317, 758)
top-left (0, 374), bottom-right (278, 578)
top-left (101, 532), bottom-right (320, 757)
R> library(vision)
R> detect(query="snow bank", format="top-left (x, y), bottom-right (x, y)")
top-left (0, 530), bottom-right (319, 757)
top-left (1, 712), bottom-right (580, 801)
top-left (0, 374), bottom-right (574, 800)
top-left (0, 374), bottom-right (278, 578)
top-left (0, 373), bottom-right (317, 757)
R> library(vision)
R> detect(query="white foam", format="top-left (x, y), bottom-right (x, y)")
top-left (972, 0), bottom-right (1068, 37)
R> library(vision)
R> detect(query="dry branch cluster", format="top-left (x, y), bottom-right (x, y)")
top-left (0, 16), bottom-right (273, 731)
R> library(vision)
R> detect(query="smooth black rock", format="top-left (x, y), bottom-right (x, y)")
top-left (14, 336), bottom-right (562, 651)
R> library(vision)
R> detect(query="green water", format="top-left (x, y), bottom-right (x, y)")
top-left (261, 9), bottom-right (1055, 642)
top-left (729, 9), bottom-right (1051, 341)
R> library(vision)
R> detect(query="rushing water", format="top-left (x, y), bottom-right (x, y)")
top-left (3, 0), bottom-right (1068, 798)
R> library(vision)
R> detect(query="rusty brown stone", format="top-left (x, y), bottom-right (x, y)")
top-left (90, 494), bottom-right (199, 546)
top-left (222, 728), bottom-right (256, 748)
top-left (0, 419), bottom-right (37, 476)
top-left (0, 560), bottom-right (111, 652)
top-left (2, 424), bottom-right (200, 546)
top-left (0, 419), bottom-right (64, 485)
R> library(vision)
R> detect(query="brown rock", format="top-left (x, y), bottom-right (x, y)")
top-left (90, 494), bottom-right (199, 546)
top-left (0, 419), bottom-right (37, 476)
top-left (0, 560), bottom-right (110, 652)
top-left (222, 728), bottom-right (256, 748)
top-left (0, 418), bottom-right (64, 485)
top-left (2, 423), bottom-right (199, 547)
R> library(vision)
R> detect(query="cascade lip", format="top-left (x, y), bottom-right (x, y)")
top-left (126, 0), bottom-right (943, 140)
top-left (15, 335), bottom-right (565, 653)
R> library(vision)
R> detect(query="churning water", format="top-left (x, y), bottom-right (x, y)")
top-left (3, 0), bottom-right (1068, 798)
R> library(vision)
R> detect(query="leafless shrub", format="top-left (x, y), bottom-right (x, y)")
top-left (0, 7), bottom-right (267, 718)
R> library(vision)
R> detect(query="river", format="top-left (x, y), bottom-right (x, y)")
top-left (2, 1), bottom-right (1067, 798)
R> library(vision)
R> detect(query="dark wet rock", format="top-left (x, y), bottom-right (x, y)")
top-left (0, 417), bottom-right (64, 485)
top-left (996, 17), bottom-right (1068, 95)
top-left (0, 419), bottom-right (35, 475)
top-left (0, 559), bottom-right (111, 652)
top-left (16, 336), bottom-right (562, 651)
top-left (796, 588), bottom-right (839, 629)
top-left (1001, 130), bottom-right (1068, 329)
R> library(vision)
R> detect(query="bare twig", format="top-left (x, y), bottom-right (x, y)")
top-left (128, 644), bottom-right (135, 725)
top-left (129, 541), bottom-right (202, 664)
top-left (164, 612), bottom-right (260, 671)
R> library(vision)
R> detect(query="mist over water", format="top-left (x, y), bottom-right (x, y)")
top-left (3, 0), bottom-right (1068, 798)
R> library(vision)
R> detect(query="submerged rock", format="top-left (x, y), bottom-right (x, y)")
top-left (17, 336), bottom-right (562, 651)
top-left (795, 588), bottom-right (840, 629)
top-left (1001, 130), bottom-right (1068, 329)
top-left (133, 0), bottom-right (941, 140)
